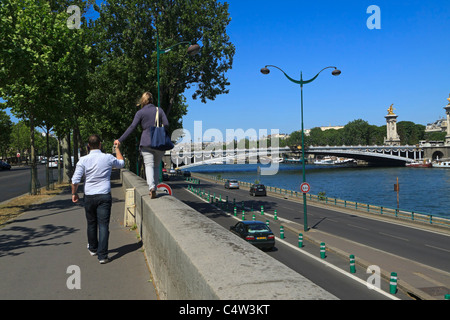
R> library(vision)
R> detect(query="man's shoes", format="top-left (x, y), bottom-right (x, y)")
top-left (87, 244), bottom-right (97, 256)
top-left (99, 257), bottom-right (110, 264)
top-left (149, 189), bottom-right (157, 199)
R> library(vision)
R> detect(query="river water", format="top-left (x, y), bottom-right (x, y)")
top-left (188, 163), bottom-right (450, 219)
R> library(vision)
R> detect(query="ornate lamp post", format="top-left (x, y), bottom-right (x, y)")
top-left (261, 65), bottom-right (341, 231)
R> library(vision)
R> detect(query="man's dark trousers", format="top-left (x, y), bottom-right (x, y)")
top-left (84, 193), bottom-right (112, 260)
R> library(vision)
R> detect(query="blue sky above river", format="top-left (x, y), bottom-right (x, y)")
top-left (3, 1), bottom-right (450, 138)
top-left (184, 0), bottom-right (450, 138)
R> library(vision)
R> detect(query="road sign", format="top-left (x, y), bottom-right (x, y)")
top-left (157, 183), bottom-right (172, 196)
top-left (300, 182), bottom-right (310, 194)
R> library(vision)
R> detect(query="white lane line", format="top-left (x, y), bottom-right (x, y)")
top-left (424, 244), bottom-right (450, 253)
top-left (379, 232), bottom-right (409, 242)
top-left (348, 224), bottom-right (370, 231)
top-left (277, 238), bottom-right (400, 300)
top-left (184, 187), bottom-right (400, 300)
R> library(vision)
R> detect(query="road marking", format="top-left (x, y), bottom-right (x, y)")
top-left (277, 238), bottom-right (400, 300)
top-left (379, 232), bottom-right (409, 242)
top-left (424, 244), bottom-right (450, 253)
top-left (347, 224), bottom-right (370, 231)
top-left (184, 186), bottom-right (400, 300)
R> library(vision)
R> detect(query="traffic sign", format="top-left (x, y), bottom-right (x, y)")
top-left (157, 183), bottom-right (173, 196)
top-left (300, 182), bottom-right (310, 194)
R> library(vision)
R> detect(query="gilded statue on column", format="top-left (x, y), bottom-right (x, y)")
top-left (387, 104), bottom-right (395, 115)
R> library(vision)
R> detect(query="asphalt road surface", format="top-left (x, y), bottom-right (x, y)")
top-left (169, 178), bottom-right (414, 300)
top-left (0, 165), bottom-right (60, 203)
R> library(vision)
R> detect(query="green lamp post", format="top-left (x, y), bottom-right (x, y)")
top-left (156, 35), bottom-right (201, 108)
top-left (260, 65), bottom-right (341, 231)
top-left (156, 35), bottom-right (200, 181)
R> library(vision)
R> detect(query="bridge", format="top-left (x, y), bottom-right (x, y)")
top-left (306, 145), bottom-right (423, 166)
top-left (169, 145), bottom-right (424, 169)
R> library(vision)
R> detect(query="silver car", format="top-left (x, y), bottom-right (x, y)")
top-left (224, 179), bottom-right (239, 189)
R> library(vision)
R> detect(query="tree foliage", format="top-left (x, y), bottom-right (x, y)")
top-left (304, 119), bottom-right (429, 147)
top-left (87, 0), bottom-right (235, 171)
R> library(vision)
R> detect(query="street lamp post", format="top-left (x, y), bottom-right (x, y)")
top-left (155, 35), bottom-right (200, 181)
top-left (156, 34), bottom-right (200, 108)
top-left (261, 65), bottom-right (341, 231)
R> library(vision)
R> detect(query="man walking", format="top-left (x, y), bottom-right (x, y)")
top-left (71, 135), bottom-right (125, 264)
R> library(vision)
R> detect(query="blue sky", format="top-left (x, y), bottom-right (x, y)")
top-left (3, 0), bottom-right (450, 139)
top-left (184, 0), bottom-right (450, 137)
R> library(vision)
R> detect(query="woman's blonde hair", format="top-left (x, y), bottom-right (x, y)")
top-left (138, 92), bottom-right (153, 107)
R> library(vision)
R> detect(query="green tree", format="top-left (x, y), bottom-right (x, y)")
top-left (397, 121), bottom-right (425, 145)
top-left (342, 119), bottom-right (372, 145)
top-left (87, 0), bottom-right (235, 172)
top-left (0, 110), bottom-right (12, 158)
top-left (0, 0), bottom-right (94, 190)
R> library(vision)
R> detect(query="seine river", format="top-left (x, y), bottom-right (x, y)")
top-left (188, 163), bottom-right (450, 219)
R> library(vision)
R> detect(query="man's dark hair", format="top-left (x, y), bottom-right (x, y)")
top-left (88, 135), bottom-right (102, 149)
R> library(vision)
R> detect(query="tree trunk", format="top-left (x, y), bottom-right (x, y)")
top-left (61, 132), bottom-right (72, 183)
top-left (29, 116), bottom-right (38, 195)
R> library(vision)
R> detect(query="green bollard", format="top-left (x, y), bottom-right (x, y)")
top-left (298, 233), bottom-right (303, 248)
top-left (349, 255), bottom-right (356, 273)
top-left (261, 205), bottom-right (264, 215)
top-left (242, 210), bottom-right (245, 221)
top-left (320, 243), bottom-right (326, 259)
top-left (390, 272), bottom-right (398, 294)
top-left (280, 226), bottom-right (285, 239)
top-left (234, 207), bottom-right (237, 217)
top-left (274, 210), bottom-right (278, 220)
top-left (445, 294), bottom-right (450, 300)
top-left (252, 215), bottom-right (256, 221)
top-left (266, 220), bottom-right (269, 226)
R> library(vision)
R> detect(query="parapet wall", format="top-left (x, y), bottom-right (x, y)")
top-left (121, 169), bottom-right (337, 300)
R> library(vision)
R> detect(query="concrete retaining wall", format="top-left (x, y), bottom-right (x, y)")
top-left (121, 169), bottom-right (337, 300)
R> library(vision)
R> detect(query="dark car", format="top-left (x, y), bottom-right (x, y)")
top-left (230, 221), bottom-right (275, 250)
top-left (224, 179), bottom-right (239, 189)
top-left (0, 160), bottom-right (11, 170)
top-left (249, 184), bottom-right (266, 196)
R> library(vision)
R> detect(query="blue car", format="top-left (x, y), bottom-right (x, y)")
top-left (0, 160), bottom-right (11, 170)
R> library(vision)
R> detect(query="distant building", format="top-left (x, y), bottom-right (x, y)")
top-left (304, 125), bottom-right (344, 136)
top-left (425, 117), bottom-right (447, 133)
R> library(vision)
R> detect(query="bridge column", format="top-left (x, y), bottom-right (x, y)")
top-left (384, 105), bottom-right (401, 146)
top-left (445, 100), bottom-right (450, 146)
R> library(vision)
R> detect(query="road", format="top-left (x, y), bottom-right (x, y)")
top-left (183, 176), bottom-right (450, 273)
top-left (169, 178), bottom-right (415, 300)
top-left (0, 165), bottom-right (60, 203)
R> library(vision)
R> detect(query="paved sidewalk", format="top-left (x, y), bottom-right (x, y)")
top-left (0, 172), bottom-right (158, 300)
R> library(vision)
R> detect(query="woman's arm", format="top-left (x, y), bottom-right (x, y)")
top-left (118, 111), bottom-right (142, 143)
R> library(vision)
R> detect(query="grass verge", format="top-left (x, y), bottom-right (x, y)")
top-left (0, 184), bottom-right (69, 227)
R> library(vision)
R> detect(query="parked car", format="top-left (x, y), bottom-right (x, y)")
top-left (249, 184), bottom-right (266, 196)
top-left (183, 171), bottom-right (191, 177)
top-left (230, 221), bottom-right (275, 251)
top-left (48, 158), bottom-right (58, 168)
top-left (0, 160), bottom-right (11, 170)
top-left (224, 179), bottom-right (239, 189)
